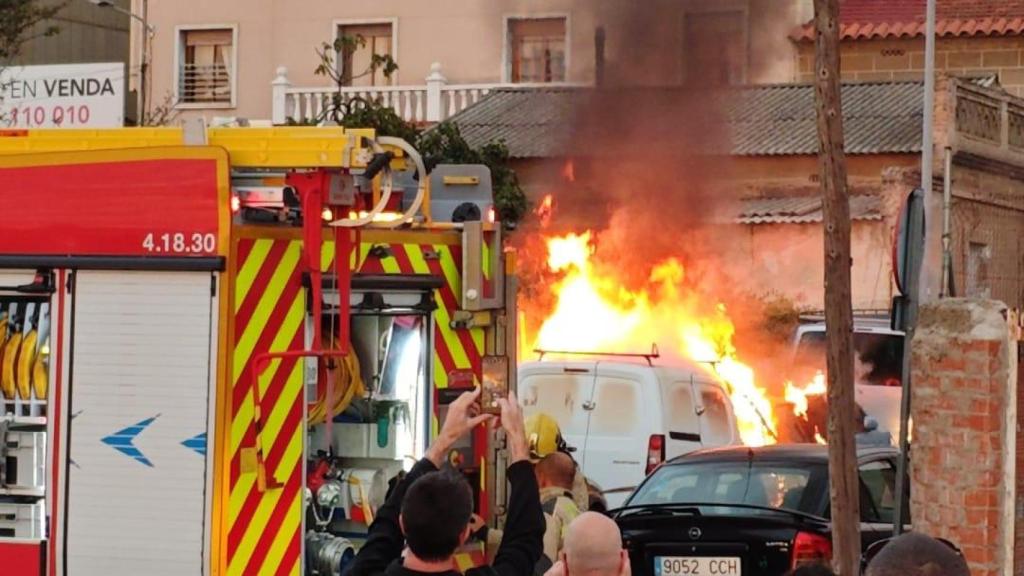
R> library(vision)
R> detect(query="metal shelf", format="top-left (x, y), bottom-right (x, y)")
top-left (2, 416), bottom-right (47, 430)
top-left (0, 486), bottom-right (45, 498)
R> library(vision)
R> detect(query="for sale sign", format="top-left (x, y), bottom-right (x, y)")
top-left (0, 62), bottom-right (125, 128)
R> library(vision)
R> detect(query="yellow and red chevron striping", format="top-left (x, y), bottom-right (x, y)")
top-left (227, 237), bottom-right (305, 576)
top-left (225, 235), bottom-right (488, 575)
top-left (322, 240), bottom-right (485, 388)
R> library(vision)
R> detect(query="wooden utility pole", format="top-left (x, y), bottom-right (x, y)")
top-left (812, 0), bottom-right (861, 574)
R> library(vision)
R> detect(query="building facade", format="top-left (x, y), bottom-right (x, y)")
top-left (12, 0), bottom-right (133, 121)
top-left (14, 0), bottom-right (130, 67)
top-left (792, 0), bottom-right (1024, 96)
top-left (138, 0), bottom-right (812, 123)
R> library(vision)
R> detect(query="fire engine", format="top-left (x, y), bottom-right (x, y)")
top-left (0, 124), bottom-right (518, 576)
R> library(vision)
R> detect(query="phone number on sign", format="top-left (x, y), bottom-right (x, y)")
top-left (143, 233), bottom-right (218, 255)
top-left (6, 105), bottom-right (91, 127)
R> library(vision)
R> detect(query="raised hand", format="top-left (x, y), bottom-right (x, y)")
top-left (497, 390), bottom-right (529, 463)
top-left (426, 387), bottom-right (495, 467)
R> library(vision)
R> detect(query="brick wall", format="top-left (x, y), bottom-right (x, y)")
top-left (1018, 334), bottom-right (1024, 576)
top-left (797, 36), bottom-right (1024, 96)
top-left (911, 299), bottom-right (1017, 576)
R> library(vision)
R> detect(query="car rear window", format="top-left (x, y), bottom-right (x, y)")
top-left (628, 460), bottom-right (825, 516)
top-left (796, 331), bottom-right (903, 387)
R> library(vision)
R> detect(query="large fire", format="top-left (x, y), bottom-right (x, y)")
top-left (525, 230), bottom-right (778, 446)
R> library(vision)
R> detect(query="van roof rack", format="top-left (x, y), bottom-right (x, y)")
top-left (798, 308), bottom-right (891, 323)
top-left (534, 344), bottom-right (660, 366)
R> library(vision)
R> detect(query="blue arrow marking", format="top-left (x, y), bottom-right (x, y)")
top-left (182, 432), bottom-right (207, 456)
top-left (101, 415), bottom-right (158, 467)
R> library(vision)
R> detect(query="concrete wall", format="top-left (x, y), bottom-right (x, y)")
top-left (142, 0), bottom-right (806, 121)
top-left (796, 36), bottom-right (1024, 97)
top-left (911, 299), bottom-right (1017, 576)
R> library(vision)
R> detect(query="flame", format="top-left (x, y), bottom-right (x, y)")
top-left (783, 372), bottom-right (829, 444)
top-left (527, 232), bottom-right (777, 446)
top-left (536, 194), bottom-right (554, 227)
top-left (784, 372), bottom-right (827, 418)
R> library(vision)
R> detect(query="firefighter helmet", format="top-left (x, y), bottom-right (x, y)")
top-left (525, 413), bottom-right (571, 459)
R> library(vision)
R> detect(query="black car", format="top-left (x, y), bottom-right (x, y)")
top-left (612, 444), bottom-right (907, 576)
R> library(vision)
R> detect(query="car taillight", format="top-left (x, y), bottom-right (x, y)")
top-left (646, 434), bottom-right (665, 475)
top-left (791, 531), bottom-right (832, 569)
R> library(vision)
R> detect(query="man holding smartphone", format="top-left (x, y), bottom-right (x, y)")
top-left (348, 388), bottom-right (544, 576)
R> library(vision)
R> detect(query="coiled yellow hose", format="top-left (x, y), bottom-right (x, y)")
top-left (308, 341), bottom-right (365, 425)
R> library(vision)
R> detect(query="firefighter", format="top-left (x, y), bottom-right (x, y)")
top-left (524, 413), bottom-right (605, 513)
top-left (472, 452), bottom-right (581, 575)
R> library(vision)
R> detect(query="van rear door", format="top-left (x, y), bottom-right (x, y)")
top-left (584, 366), bottom-right (650, 502)
top-left (519, 362), bottom-right (595, 467)
top-left (694, 382), bottom-right (739, 447)
top-left (662, 380), bottom-right (702, 459)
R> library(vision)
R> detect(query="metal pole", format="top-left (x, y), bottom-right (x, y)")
top-left (893, 0), bottom-right (936, 537)
top-left (941, 146), bottom-right (953, 297)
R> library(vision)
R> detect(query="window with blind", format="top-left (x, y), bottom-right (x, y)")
top-left (508, 17), bottom-right (567, 84)
top-left (683, 11), bottom-right (746, 86)
top-left (178, 28), bottom-right (234, 105)
top-left (337, 23), bottom-right (394, 87)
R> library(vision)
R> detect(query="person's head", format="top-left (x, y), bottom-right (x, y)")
top-left (400, 470), bottom-right (474, 563)
top-left (536, 452), bottom-right (576, 490)
top-left (561, 512), bottom-right (628, 576)
top-left (865, 533), bottom-right (969, 576)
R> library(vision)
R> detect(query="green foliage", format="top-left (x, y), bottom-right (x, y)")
top-left (419, 123), bottom-right (529, 224)
top-left (314, 35), bottom-right (398, 95)
top-left (332, 96), bottom-right (420, 144)
top-left (304, 37), bottom-right (529, 225)
top-left (0, 0), bottom-right (63, 63)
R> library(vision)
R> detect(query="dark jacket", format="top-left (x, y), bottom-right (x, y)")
top-left (348, 458), bottom-right (545, 576)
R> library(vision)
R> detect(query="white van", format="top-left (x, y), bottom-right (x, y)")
top-left (518, 359), bottom-right (741, 509)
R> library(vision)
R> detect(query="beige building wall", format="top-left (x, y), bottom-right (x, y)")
top-left (143, 0), bottom-right (810, 122)
top-left (727, 219), bottom-right (894, 311)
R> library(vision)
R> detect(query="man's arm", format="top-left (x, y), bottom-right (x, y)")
top-left (492, 392), bottom-right (546, 575)
top-left (350, 388), bottom-right (494, 576)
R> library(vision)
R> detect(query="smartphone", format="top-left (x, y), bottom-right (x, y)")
top-left (480, 356), bottom-right (509, 415)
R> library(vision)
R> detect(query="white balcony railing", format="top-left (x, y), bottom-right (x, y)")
top-left (271, 62), bottom-right (586, 125)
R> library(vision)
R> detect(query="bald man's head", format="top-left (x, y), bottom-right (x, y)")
top-left (866, 533), bottom-right (969, 576)
top-left (536, 452), bottom-right (576, 490)
top-left (562, 512), bottom-right (627, 576)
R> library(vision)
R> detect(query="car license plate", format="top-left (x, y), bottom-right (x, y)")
top-left (654, 556), bottom-right (741, 576)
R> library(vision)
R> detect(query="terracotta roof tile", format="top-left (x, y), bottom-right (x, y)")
top-left (793, 0), bottom-right (1024, 41)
